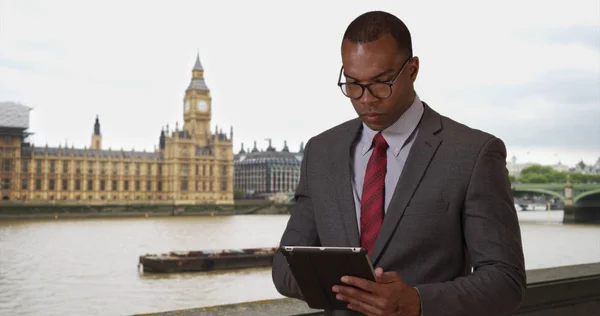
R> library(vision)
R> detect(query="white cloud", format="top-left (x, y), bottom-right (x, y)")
top-left (0, 0), bottom-right (598, 166)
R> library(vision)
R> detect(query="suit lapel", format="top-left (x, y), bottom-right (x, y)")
top-left (333, 119), bottom-right (362, 246)
top-left (370, 104), bottom-right (443, 265)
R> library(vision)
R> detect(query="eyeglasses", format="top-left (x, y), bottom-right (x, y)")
top-left (337, 57), bottom-right (413, 99)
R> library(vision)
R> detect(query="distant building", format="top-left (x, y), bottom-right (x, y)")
top-left (506, 154), bottom-right (600, 177)
top-left (506, 155), bottom-right (535, 177)
top-left (234, 140), bottom-right (303, 198)
top-left (0, 54), bottom-right (234, 203)
top-left (550, 161), bottom-right (570, 173)
top-left (0, 102), bottom-right (33, 196)
top-left (571, 158), bottom-right (600, 175)
top-left (0, 101), bottom-right (31, 129)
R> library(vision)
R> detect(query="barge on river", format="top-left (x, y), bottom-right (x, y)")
top-left (138, 247), bottom-right (277, 273)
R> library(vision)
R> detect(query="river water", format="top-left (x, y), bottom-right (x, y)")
top-left (0, 211), bottom-right (599, 316)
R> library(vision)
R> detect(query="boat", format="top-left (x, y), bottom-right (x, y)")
top-left (138, 247), bottom-right (278, 273)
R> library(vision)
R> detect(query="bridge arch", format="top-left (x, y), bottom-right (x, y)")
top-left (512, 188), bottom-right (565, 202)
top-left (574, 188), bottom-right (600, 203)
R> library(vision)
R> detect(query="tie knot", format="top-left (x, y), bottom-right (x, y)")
top-left (373, 132), bottom-right (389, 150)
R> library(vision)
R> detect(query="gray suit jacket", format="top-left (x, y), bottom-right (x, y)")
top-left (272, 103), bottom-right (526, 316)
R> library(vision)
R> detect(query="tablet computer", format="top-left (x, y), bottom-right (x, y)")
top-left (280, 246), bottom-right (376, 310)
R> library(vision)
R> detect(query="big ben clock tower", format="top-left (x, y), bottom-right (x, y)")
top-left (183, 53), bottom-right (212, 146)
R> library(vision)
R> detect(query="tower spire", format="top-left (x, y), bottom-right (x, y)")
top-left (187, 52), bottom-right (208, 92)
top-left (94, 115), bottom-right (101, 135)
top-left (193, 52), bottom-right (204, 72)
top-left (91, 115), bottom-right (102, 150)
top-left (282, 140), bottom-right (289, 152)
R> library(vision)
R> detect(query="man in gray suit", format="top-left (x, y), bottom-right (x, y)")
top-left (272, 10), bottom-right (526, 316)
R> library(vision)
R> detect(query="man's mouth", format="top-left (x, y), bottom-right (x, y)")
top-left (361, 113), bottom-right (384, 123)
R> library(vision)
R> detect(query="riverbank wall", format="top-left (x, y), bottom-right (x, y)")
top-left (135, 262), bottom-right (600, 316)
top-left (0, 199), bottom-right (294, 220)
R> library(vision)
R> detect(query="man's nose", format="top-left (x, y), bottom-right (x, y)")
top-left (359, 86), bottom-right (378, 103)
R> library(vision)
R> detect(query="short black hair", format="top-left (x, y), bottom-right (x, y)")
top-left (343, 11), bottom-right (413, 57)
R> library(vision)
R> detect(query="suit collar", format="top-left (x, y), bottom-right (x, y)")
top-left (358, 94), bottom-right (425, 157)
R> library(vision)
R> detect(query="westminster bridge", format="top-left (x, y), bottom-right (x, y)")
top-left (512, 183), bottom-right (600, 223)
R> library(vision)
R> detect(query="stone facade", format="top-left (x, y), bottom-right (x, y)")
top-left (0, 55), bottom-right (234, 204)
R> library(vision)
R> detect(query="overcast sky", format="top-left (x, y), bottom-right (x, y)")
top-left (1, 0), bottom-right (599, 166)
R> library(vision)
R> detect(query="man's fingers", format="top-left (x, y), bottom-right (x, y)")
top-left (334, 285), bottom-right (385, 311)
top-left (343, 295), bottom-right (385, 316)
top-left (341, 275), bottom-right (379, 293)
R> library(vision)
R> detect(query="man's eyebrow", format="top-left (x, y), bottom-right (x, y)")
top-left (343, 69), bottom-right (395, 81)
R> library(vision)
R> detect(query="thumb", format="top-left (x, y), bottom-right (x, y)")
top-left (374, 267), bottom-right (385, 281)
top-left (375, 268), bottom-right (401, 283)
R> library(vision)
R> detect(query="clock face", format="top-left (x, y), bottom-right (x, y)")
top-left (184, 100), bottom-right (190, 111)
top-left (197, 100), bottom-right (208, 113)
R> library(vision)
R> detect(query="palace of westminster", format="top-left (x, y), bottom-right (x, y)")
top-left (0, 54), bottom-right (304, 204)
top-left (1, 54), bottom-right (597, 204)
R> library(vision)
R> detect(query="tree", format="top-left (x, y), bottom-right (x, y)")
top-left (518, 165), bottom-right (570, 184)
top-left (510, 164), bottom-right (600, 184)
top-left (520, 173), bottom-right (549, 184)
top-left (521, 164), bottom-right (554, 176)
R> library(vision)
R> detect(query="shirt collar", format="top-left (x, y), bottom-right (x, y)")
top-left (360, 93), bottom-right (424, 157)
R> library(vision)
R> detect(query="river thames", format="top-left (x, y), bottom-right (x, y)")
top-left (0, 211), bottom-right (599, 316)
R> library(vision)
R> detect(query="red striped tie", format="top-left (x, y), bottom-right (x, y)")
top-left (360, 132), bottom-right (388, 256)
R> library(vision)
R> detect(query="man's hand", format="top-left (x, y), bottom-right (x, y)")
top-left (332, 267), bottom-right (421, 316)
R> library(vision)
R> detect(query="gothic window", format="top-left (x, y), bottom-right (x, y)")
top-left (21, 160), bottom-right (29, 173)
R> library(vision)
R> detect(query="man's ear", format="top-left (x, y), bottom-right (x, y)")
top-left (409, 56), bottom-right (420, 82)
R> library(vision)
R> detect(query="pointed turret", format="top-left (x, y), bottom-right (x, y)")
top-left (252, 141), bottom-right (259, 153)
top-left (266, 138), bottom-right (275, 152)
top-left (159, 127), bottom-right (166, 150)
top-left (239, 143), bottom-right (246, 154)
top-left (91, 115), bottom-right (102, 150)
top-left (187, 52), bottom-right (209, 92)
top-left (282, 140), bottom-right (289, 152)
top-left (94, 115), bottom-right (101, 135)
top-left (299, 141), bottom-right (304, 153)
top-left (193, 52), bottom-right (204, 71)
